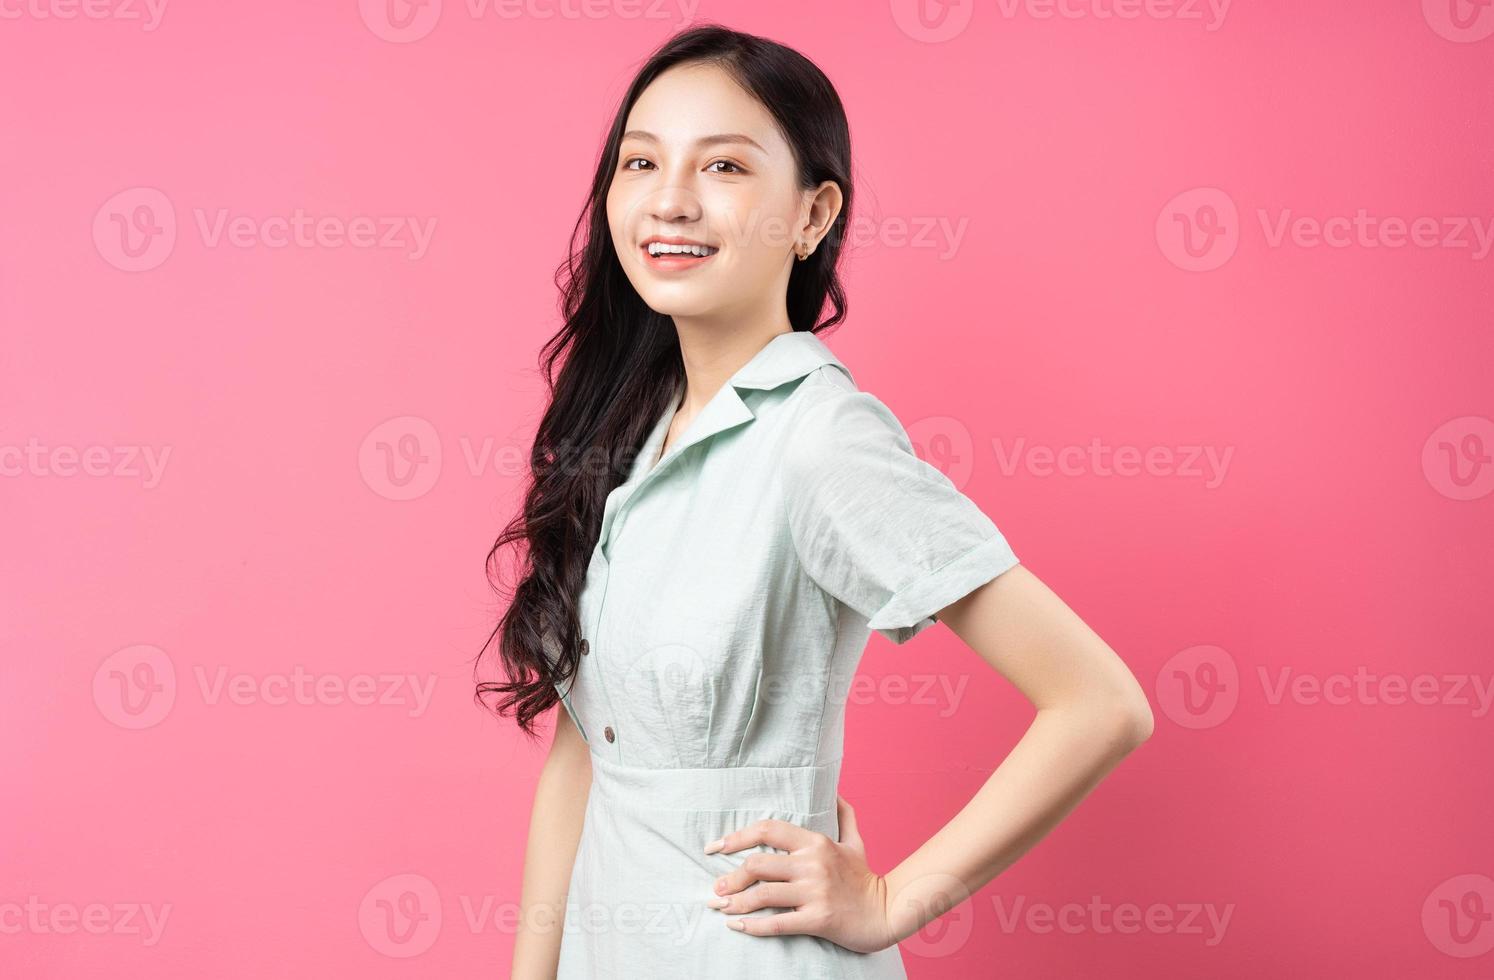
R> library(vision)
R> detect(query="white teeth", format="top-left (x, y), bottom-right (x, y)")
top-left (647, 242), bottom-right (718, 257)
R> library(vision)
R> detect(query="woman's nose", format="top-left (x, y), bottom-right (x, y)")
top-left (644, 168), bottom-right (704, 224)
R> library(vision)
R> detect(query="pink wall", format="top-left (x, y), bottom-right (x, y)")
top-left (3, 2), bottom-right (1492, 977)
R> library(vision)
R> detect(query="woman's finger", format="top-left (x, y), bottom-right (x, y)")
top-left (713, 852), bottom-right (797, 896)
top-left (836, 794), bottom-right (864, 851)
top-left (705, 818), bottom-right (815, 856)
top-left (712, 880), bottom-right (803, 914)
top-left (725, 908), bottom-right (823, 938)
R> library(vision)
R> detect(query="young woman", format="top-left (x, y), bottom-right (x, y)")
top-left (481, 24), bottom-right (1153, 979)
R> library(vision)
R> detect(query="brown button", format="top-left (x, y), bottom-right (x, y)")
top-left (603, 726), bottom-right (615, 743)
top-left (579, 639), bottom-right (590, 656)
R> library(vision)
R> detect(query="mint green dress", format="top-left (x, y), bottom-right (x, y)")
top-left (553, 329), bottom-right (1021, 979)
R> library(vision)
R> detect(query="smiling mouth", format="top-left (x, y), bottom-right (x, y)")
top-left (641, 241), bottom-right (720, 269)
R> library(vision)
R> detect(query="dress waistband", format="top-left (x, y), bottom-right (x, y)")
top-left (587, 753), bottom-right (841, 815)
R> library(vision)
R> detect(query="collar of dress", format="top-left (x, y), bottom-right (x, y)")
top-left (595, 329), bottom-right (853, 559)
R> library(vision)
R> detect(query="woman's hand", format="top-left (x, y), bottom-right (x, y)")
top-left (703, 794), bottom-right (897, 953)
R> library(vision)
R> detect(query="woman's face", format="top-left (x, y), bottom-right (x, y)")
top-left (606, 61), bottom-right (838, 323)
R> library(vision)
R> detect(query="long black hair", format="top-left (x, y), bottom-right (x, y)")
top-left (474, 23), bottom-right (855, 739)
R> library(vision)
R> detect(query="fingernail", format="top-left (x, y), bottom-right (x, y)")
top-left (715, 878), bottom-right (726, 893)
top-left (703, 838), bottom-right (724, 854)
top-left (707, 896), bottom-right (728, 909)
top-left (727, 919), bottom-right (745, 931)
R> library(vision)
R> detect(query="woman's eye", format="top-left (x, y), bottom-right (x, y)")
top-left (619, 157), bottom-right (743, 174)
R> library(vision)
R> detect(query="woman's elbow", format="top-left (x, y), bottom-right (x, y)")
top-left (1092, 659), bottom-right (1154, 749)
top-left (1107, 681), bottom-right (1155, 749)
top-left (1119, 695), bottom-right (1155, 747)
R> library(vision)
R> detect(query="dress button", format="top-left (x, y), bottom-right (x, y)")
top-left (580, 639), bottom-right (590, 656)
top-left (603, 725), bottom-right (615, 743)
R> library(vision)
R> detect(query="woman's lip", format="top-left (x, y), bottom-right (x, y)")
top-left (640, 244), bottom-right (719, 270)
top-left (641, 238), bottom-right (716, 248)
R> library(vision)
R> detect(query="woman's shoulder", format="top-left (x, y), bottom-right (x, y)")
top-left (778, 364), bottom-right (916, 484)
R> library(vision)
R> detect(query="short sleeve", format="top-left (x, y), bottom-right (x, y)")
top-left (782, 390), bottom-right (1021, 645)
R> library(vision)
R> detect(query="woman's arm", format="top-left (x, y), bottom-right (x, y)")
top-left (880, 562), bottom-right (1154, 941)
top-left (510, 706), bottom-right (592, 980)
top-left (702, 562), bottom-right (1153, 953)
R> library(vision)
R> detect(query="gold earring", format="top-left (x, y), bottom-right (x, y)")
top-left (796, 243), bottom-right (810, 261)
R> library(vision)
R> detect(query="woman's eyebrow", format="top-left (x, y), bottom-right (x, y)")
top-left (621, 130), bottom-right (766, 154)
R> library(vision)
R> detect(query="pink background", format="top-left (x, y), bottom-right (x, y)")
top-left (3, 2), bottom-right (1492, 977)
